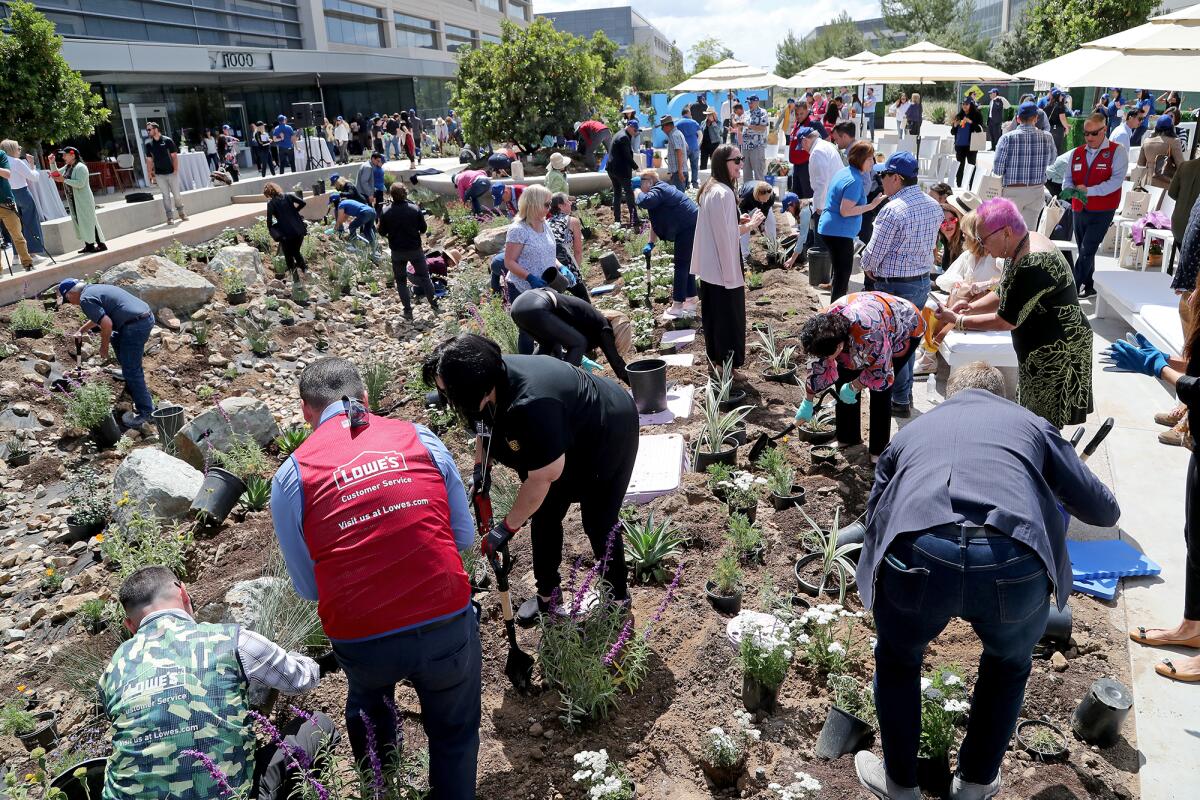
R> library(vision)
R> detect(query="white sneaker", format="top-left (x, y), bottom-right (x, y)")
top-left (950, 770), bottom-right (1001, 800)
top-left (855, 752), bottom-right (921, 800)
top-left (914, 351), bottom-right (938, 375)
top-left (662, 303), bottom-right (686, 319)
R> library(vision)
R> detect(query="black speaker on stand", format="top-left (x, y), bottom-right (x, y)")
top-left (291, 102), bottom-right (328, 170)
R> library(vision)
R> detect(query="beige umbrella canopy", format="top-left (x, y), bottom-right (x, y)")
top-left (1019, 3), bottom-right (1200, 91)
top-left (787, 56), bottom-right (856, 88)
top-left (671, 58), bottom-right (790, 91)
top-left (842, 41), bottom-right (1012, 84)
top-left (844, 50), bottom-right (879, 63)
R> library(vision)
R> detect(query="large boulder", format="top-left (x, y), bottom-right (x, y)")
top-left (174, 396), bottom-right (279, 470)
top-left (98, 255), bottom-right (216, 315)
top-left (210, 244), bottom-right (263, 286)
top-left (112, 448), bottom-right (204, 524)
top-left (473, 226), bottom-right (509, 256)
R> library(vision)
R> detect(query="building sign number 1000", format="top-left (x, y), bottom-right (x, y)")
top-left (209, 51), bottom-right (273, 71)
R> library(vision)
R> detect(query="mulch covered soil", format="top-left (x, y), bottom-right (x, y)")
top-left (0, 201), bottom-right (1139, 799)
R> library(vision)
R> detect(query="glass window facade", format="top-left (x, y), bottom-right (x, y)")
top-left (323, 0), bottom-right (383, 47)
top-left (394, 12), bottom-right (437, 48)
top-left (444, 23), bottom-right (476, 52)
top-left (20, 0), bottom-right (302, 48)
top-left (479, 0), bottom-right (499, 10)
top-left (480, 31), bottom-right (500, 44)
top-left (506, 0), bottom-right (526, 22)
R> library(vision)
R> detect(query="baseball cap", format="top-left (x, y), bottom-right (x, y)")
top-left (1050, 88), bottom-right (1062, 98)
top-left (57, 278), bottom-right (80, 301)
top-left (782, 191), bottom-right (799, 209)
top-left (1017, 101), bottom-right (1039, 119)
top-left (328, 192), bottom-right (341, 205)
top-left (336, 115), bottom-right (344, 121)
top-left (787, 97), bottom-right (796, 103)
top-left (1156, 115), bottom-right (1176, 132)
top-left (491, 183), bottom-right (506, 205)
top-left (988, 88), bottom-right (999, 95)
top-left (873, 151), bottom-right (919, 179)
top-left (747, 94), bottom-right (760, 102)
top-left (794, 126), bottom-right (817, 139)
top-left (329, 173), bottom-right (340, 184)
top-left (277, 114), bottom-right (286, 122)
top-left (626, 118), bottom-right (640, 130)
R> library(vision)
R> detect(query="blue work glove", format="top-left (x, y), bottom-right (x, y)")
top-left (837, 383), bottom-right (859, 404)
top-left (795, 398), bottom-right (814, 421)
top-left (581, 356), bottom-right (603, 373)
top-left (481, 518), bottom-right (516, 558)
top-left (631, 176), bottom-right (642, 189)
top-left (642, 242), bottom-right (654, 255)
top-left (527, 274), bottom-right (547, 289)
top-left (1104, 338), bottom-right (1167, 377)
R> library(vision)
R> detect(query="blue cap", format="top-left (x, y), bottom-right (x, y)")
top-left (747, 94), bottom-right (760, 102)
top-left (1156, 115), bottom-right (1176, 132)
top-left (873, 151), bottom-right (919, 179)
top-left (1036, 97), bottom-right (1048, 108)
top-left (277, 114), bottom-right (286, 122)
top-left (988, 87), bottom-right (999, 94)
top-left (336, 115), bottom-right (344, 121)
top-left (328, 192), bottom-right (341, 205)
top-left (1017, 101), bottom-right (1039, 119)
top-left (631, 176), bottom-right (641, 189)
top-left (787, 97), bottom-right (796, 103)
top-left (626, 118), bottom-right (640, 130)
top-left (57, 278), bottom-right (80, 300)
top-left (1051, 88), bottom-right (1062, 98)
top-left (329, 173), bottom-right (340, 184)
top-left (962, 94), bottom-right (975, 104)
top-left (491, 183), bottom-right (506, 205)
top-left (1101, 93), bottom-right (1110, 101)
top-left (782, 191), bottom-right (799, 209)
top-left (794, 126), bottom-right (816, 139)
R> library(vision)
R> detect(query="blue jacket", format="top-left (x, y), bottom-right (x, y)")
top-left (635, 182), bottom-right (697, 242)
top-left (857, 389), bottom-right (1120, 612)
top-left (676, 118), bottom-right (700, 151)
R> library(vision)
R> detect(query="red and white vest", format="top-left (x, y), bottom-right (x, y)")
top-left (292, 414), bottom-right (469, 640)
top-left (1069, 142), bottom-right (1122, 213)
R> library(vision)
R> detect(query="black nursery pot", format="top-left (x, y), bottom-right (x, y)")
top-left (770, 485), bottom-right (807, 511)
top-left (794, 552), bottom-right (857, 597)
top-left (693, 441), bottom-right (737, 472)
top-left (1072, 677), bottom-right (1133, 747)
top-left (763, 368), bottom-right (797, 384)
top-left (815, 705), bottom-right (874, 759)
top-left (151, 404), bottom-right (186, 455)
top-left (66, 514), bottom-right (106, 543)
top-left (1040, 601), bottom-right (1073, 646)
top-left (49, 757), bottom-right (106, 800)
top-left (227, 290), bottom-right (248, 305)
top-left (628, 358), bottom-right (668, 414)
top-left (190, 467), bottom-right (248, 527)
top-left (916, 752), bottom-right (951, 799)
top-left (16, 711), bottom-right (58, 752)
top-left (13, 327), bottom-right (45, 339)
top-left (1016, 719), bottom-right (1069, 762)
top-left (741, 673), bottom-right (780, 714)
top-left (705, 581), bottom-right (743, 615)
top-left (727, 502), bottom-right (757, 525)
top-left (92, 414), bottom-right (122, 447)
top-left (718, 388), bottom-right (748, 412)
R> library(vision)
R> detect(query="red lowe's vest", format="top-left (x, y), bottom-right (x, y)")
top-left (292, 414), bottom-right (469, 640)
top-left (1069, 142), bottom-right (1122, 213)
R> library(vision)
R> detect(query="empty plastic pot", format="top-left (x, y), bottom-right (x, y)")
top-left (807, 248), bottom-right (832, 287)
top-left (628, 358), bottom-right (667, 414)
top-left (815, 705), bottom-right (874, 759)
top-left (151, 405), bottom-right (186, 456)
top-left (1071, 677), bottom-right (1133, 747)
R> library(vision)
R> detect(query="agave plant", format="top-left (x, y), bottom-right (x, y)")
top-left (240, 475), bottom-right (272, 512)
top-left (274, 424), bottom-right (311, 455)
top-left (623, 511), bottom-right (688, 584)
top-left (797, 507), bottom-right (862, 604)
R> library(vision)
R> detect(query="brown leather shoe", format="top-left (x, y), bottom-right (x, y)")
top-left (1154, 404), bottom-right (1186, 427)
top-left (1159, 421), bottom-right (1192, 450)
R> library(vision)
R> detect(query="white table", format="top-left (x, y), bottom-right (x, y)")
top-left (294, 138), bottom-right (334, 170)
top-left (178, 151), bottom-right (211, 191)
top-left (27, 172), bottom-right (68, 221)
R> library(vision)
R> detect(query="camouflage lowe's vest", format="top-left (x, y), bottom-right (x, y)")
top-left (98, 611), bottom-right (253, 799)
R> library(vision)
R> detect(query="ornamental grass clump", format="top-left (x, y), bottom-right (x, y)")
top-left (538, 529), bottom-right (682, 730)
top-left (920, 667), bottom-right (970, 759)
top-left (797, 507), bottom-right (861, 603)
top-left (571, 749), bottom-right (635, 800)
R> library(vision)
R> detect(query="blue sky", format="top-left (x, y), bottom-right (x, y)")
top-left (533, 0), bottom-right (883, 69)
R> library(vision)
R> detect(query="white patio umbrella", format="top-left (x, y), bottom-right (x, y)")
top-left (671, 58), bottom-right (789, 91)
top-left (1018, 3), bottom-right (1200, 91)
top-left (844, 50), bottom-right (879, 63)
top-left (787, 57), bottom-right (856, 89)
top-left (842, 41), bottom-right (1012, 84)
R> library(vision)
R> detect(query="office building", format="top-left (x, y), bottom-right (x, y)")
top-left (14, 0), bottom-right (527, 157)
top-left (537, 5), bottom-right (678, 69)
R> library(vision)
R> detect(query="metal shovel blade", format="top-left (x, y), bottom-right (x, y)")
top-left (504, 618), bottom-right (535, 693)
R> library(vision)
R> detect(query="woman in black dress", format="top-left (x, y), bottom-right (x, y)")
top-left (263, 182), bottom-right (307, 275)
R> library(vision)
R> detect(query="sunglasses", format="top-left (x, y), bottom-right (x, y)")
top-left (729, 157), bottom-right (744, 164)
top-left (1083, 128), bottom-right (1105, 137)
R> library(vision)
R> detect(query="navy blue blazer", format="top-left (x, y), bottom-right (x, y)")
top-left (857, 389), bottom-right (1121, 610)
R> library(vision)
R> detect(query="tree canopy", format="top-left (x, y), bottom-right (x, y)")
top-left (1021, 0), bottom-right (1159, 60)
top-left (451, 19), bottom-right (614, 147)
top-left (775, 13), bottom-right (867, 77)
top-left (624, 43), bottom-right (665, 92)
top-left (0, 1), bottom-right (109, 148)
top-left (881, 0), bottom-right (985, 59)
top-left (688, 37), bottom-right (733, 73)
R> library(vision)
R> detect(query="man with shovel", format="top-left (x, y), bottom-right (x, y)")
top-left (269, 357), bottom-right (481, 799)
top-left (58, 279), bottom-right (154, 428)
top-left (423, 333), bottom-right (639, 627)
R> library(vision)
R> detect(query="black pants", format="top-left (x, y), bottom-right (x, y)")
top-left (206, 153), bottom-right (219, 170)
top-left (373, 189), bottom-right (385, 214)
top-left (1187, 452), bottom-right (1200, 620)
top-left (955, 145), bottom-right (977, 187)
top-left (510, 291), bottom-right (588, 365)
top-left (278, 149), bottom-right (296, 173)
top-left (250, 712), bottom-right (338, 800)
top-left (791, 160), bottom-right (813, 199)
top-left (1051, 127), bottom-right (1066, 155)
top-left (530, 394), bottom-right (639, 601)
top-left (279, 236), bottom-right (306, 273)
top-left (254, 147), bottom-right (276, 177)
top-left (609, 173), bottom-right (639, 226)
top-left (699, 280), bottom-right (746, 369)
top-left (700, 139), bottom-right (718, 170)
top-left (391, 248), bottom-right (437, 314)
top-left (834, 337), bottom-right (920, 456)
top-left (988, 123), bottom-right (1002, 150)
top-left (821, 233), bottom-right (856, 301)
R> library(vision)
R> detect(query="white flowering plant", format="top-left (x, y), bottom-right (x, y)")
top-left (737, 616), bottom-right (793, 691)
top-left (769, 771), bottom-right (822, 799)
top-left (792, 603), bottom-right (866, 677)
top-left (718, 470), bottom-right (768, 511)
top-left (572, 749), bottom-right (635, 800)
top-left (919, 667), bottom-right (970, 758)
top-left (700, 710), bottom-right (762, 769)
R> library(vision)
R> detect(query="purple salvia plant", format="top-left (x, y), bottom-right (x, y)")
top-left (466, 303), bottom-right (486, 330)
top-left (250, 710), bottom-right (311, 770)
top-left (571, 523), bottom-right (621, 618)
top-left (642, 563), bottom-right (684, 640)
top-left (603, 617), bottom-right (635, 667)
top-left (181, 749), bottom-right (237, 797)
top-left (359, 709), bottom-right (385, 800)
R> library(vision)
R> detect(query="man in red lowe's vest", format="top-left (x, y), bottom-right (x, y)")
top-left (575, 118), bottom-right (612, 171)
top-left (271, 357), bottom-right (479, 799)
top-left (1063, 111), bottom-right (1128, 299)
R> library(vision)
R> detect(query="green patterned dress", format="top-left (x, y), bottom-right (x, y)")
top-left (997, 250), bottom-right (1094, 428)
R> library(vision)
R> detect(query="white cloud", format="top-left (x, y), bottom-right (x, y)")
top-left (533, 0), bottom-right (882, 68)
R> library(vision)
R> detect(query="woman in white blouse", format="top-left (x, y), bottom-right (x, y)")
top-left (690, 143), bottom-right (764, 379)
top-left (0, 139), bottom-right (45, 256)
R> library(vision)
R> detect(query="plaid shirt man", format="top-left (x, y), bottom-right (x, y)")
top-left (860, 185), bottom-right (943, 278)
top-left (993, 123), bottom-right (1056, 186)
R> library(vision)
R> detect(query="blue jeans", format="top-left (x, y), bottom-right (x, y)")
top-left (872, 527), bottom-right (1050, 788)
top-left (866, 112), bottom-right (876, 138)
top-left (113, 316), bottom-right (154, 419)
top-left (669, 174), bottom-right (687, 192)
top-left (465, 178), bottom-right (490, 215)
top-left (870, 276), bottom-right (930, 406)
top-left (348, 209), bottom-right (377, 247)
top-left (672, 229), bottom-right (697, 302)
top-left (387, 136), bottom-right (403, 161)
top-left (1072, 208), bottom-right (1115, 292)
top-left (687, 149), bottom-right (700, 188)
top-left (333, 608), bottom-right (481, 799)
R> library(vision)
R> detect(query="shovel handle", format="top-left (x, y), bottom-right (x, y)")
top-left (1069, 427), bottom-right (1085, 449)
top-left (1081, 417), bottom-right (1115, 462)
top-left (497, 590), bottom-right (515, 624)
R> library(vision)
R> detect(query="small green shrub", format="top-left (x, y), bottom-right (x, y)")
top-left (240, 475), bottom-right (271, 511)
top-left (362, 360), bottom-right (393, 412)
top-left (101, 512), bottom-right (193, 579)
top-left (63, 382), bottom-right (115, 430)
top-left (710, 548), bottom-right (742, 595)
top-left (0, 699), bottom-right (37, 736)
top-left (725, 512), bottom-right (763, 559)
top-left (246, 219), bottom-right (274, 253)
top-left (223, 268), bottom-right (247, 295)
top-left (78, 598), bottom-right (107, 634)
top-left (9, 301), bottom-right (54, 333)
top-left (212, 434), bottom-right (271, 482)
top-left (68, 467), bottom-right (111, 526)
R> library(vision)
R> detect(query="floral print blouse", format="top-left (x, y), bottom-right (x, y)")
top-left (806, 291), bottom-right (926, 395)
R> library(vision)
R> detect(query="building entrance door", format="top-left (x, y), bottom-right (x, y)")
top-left (122, 105), bottom-right (170, 187)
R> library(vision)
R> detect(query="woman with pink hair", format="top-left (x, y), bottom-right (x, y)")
top-left (934, 197), bottom-right (1093, 428)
